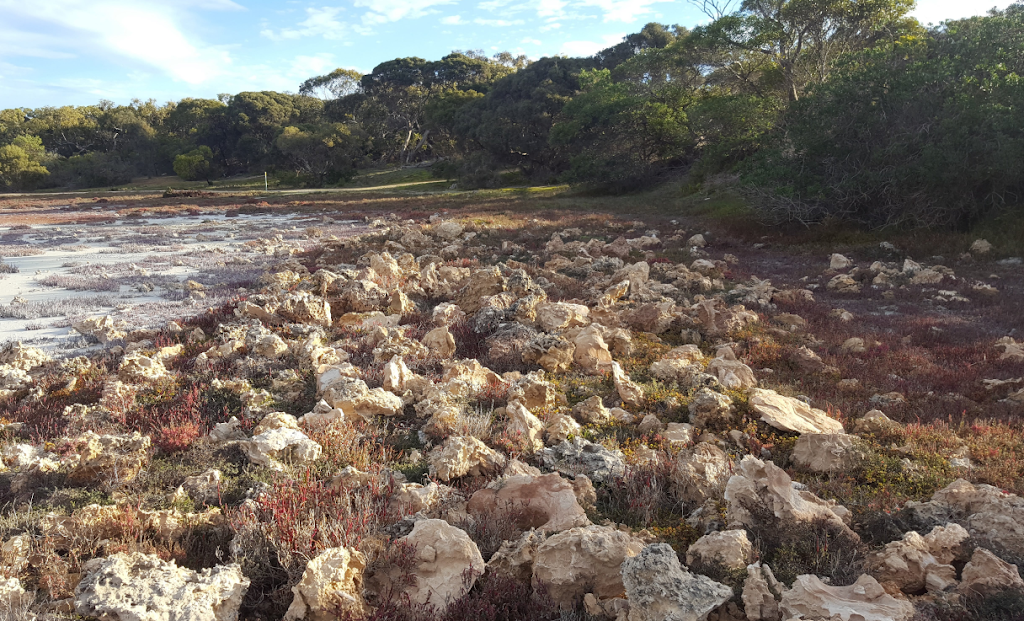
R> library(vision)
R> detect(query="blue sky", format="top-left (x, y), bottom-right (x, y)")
top-left (0, 0), bottom-right (1015, 109)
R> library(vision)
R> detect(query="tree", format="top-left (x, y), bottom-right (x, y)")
top-left (299, 68), bottom-right (363, 100)
top-left (690, 0), bottom-right (918, 101)
top-left (173, 146), bottom-right (214, 183)
top-left (0, 135), bottom-right (49, 190)
top-left (276, 124), bottom-right (365, 185)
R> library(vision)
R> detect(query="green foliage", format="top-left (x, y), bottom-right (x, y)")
top-left (173, 146), bottom-right (214, 182)
top-left (275, 123), bottom-right (366, 185)
top-left (0, 135), bottom-right (49, 190)
top-left (743, 6), bottom-right (1024, 227)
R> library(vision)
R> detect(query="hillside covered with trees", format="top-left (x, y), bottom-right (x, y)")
top-left (3, 1), bottom-right (1024, 229)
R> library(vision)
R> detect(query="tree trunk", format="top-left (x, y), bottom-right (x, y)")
top-left (405, 129), bottom-right (431, 165)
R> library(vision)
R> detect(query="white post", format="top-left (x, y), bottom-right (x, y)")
top-left (264, 172), bottom-right (268, 191)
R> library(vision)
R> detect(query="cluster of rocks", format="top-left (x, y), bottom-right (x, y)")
top-left (0, 217), bottom-right (1021, 621)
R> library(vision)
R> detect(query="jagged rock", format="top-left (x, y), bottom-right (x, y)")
top-left (339, 279), bottom-right (389, 312)
top-left (903, 479), bottom-right (1024, 558)
top-left (724, 455), bottom-right (853, 534)
top-left (686, 530), bottom-right (753, 571)
top-left (278, 292), bottom-right (332, 327)
top-left (487, 530), bottom-right (546, 582)
top-left (422, 326), bottom-right (456, 358)
top-left (455, 267), bottom-right (505, 314)
top-left (688, 234), bottom-right (706, 248)
top-left (853, 410), bottom-right (900, 434)
top-left (75, 553), bottom-right (248, 621)
top-left (176, 469), bottom-right (223, 506)
top-left (622, 543), bottom-right (733, 621)
top-left (119, 352), bottom-right (170, 382)
top-left (627, 302), bottom-right (676, 334)
top-left (996, 336), bottom-right (1024, 363)
top-left (506, 400), bottom-right (545, 451)
top-left (241, 428), bottom-right (322, 470)
top-left (0, 577), bottom-right (30, 611)
top-left (512, 372), bottom-right (556, 410)
top-left (611, 362), bottom-right (645, 407)
top-left (827, 274), bottom-right (861, 294)
top-left (743, 563), bottom-right (783, 621)
top-left (781, 574), bottom-right (913, 621)
top-left (650, 358), bottom-right (703, 384)
top-left (664, 423), bottom-right (694, 444)
top-left (532, 525), bottom-right (645, 609)
top-left (790, 346), bottom-right (827, 373)
top-left (253, 333), bottom-right (289, 359)
top-left (842, 337), bottom-right (867, 353)
top-left (0, 342), bottom-right (49, 371)
top-left (253, 412), bottom-right (299, 435)
top-left (573, 395), bottom-right (611, 424)
top-left (638, 414), bottom-right (664, 434)
top-left (688, 389), bottom-right (735, 428)
top-left (792, 433), bottom-right (864, 472)
top-left (522, 334), bottom-right (575, 373)
top-left (970, 239), bottom-right (993, 254)
top-left (428, 436), bottom-right (507, 481)
top-left (539, 437), bottom-right (625, 483)
top-left (748, 389), bottom-right (844, 434)
top-left (390, 482), bottom-right (448, 516)
top-left (67, 432), bottom-right (151, 487)
top-left (574, 324), bottom-right (613, 374)
top-left (671, 443), bottom-right (732, 505)
top-left (320, 377), bottom-right (404, 419)
top-left (697, 301), bottom-right (758, 336)
top-left (707, 347), bottom-right (757, 390)
top-left (867, 528), bottom-right (959, 594)
top-left (830, 254), bottom-right (853, 270)
top-left (923, 523), bottom-right (970, 565)
top-left (535, 302), bottom-right (590, 331)
top-left (545, 414), bottom-right (582, 444)
top-left (958, 548), bottom-right (1024, 596)
top-left (209, 417), bottom-right (246, 443)
top-left (74, 315), bottom-right (128, 343)
top-left (433, 220), bottom-right (464, 240)
top-left (393, 520), bottom-right (484, 612)
top-left (467, 473), bottom-right (590, 533)
top-left (285, 547), bottom-right (367, 621)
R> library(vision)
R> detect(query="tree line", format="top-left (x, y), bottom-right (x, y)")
top-left (2, 0), bottom-right (1023, 228)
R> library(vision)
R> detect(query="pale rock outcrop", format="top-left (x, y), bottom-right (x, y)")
top-left (433, 220), bottom-right (464, 240)
top-left (664, 423), bottom-right (694, 444)
top-left (535, 302), bottom-right (590, 331)
top-left (532, 525), bottom-right (645, 608)
top-left (467, 473), bottom-right (590, 533)
top-left (522, 334), bottom-right (575, 373)
top-left (320, 376), bottom-right (404, 419)
top-left (422, 326), bottom-right (457, 358)
top-left (0, 341), bottom-right (49, 371)
top-left (506, 400), bottom-right (545, 451)
top-left (74, 315), bottom-right (128, 343)
top-left (903, 479), bottom-right (1024, 558)
top-left (253, 333), bottom-right (289, 359)
top-left (686, 530), bottom-right (753, 571)
top-left (74, 553), bottom-right (248, 621)
top-left (67, 431), bottom-right (151, 487)
top-left (781, 574), bottom-right (913, 621)
top-left (724, 456), bottom-right (853, 534)
top-left (383, 355), bottom-right (415, 394)
top-left (119, 352), bottom-right (170, 382)
top-left (958, 548), bottom-right (1024, 596)
top-left (277, 292), bottom-right (332, 327)
top-left (996, 336), bottom-right (1024, 363)
top-left (428, 436), bottom-right (507, 481)
top-left (853, 410), bottom-right (900, 434)
top-left (455, 267), bottom-right (505, 314)
top-left (842, 337), bottom-right (867, 353)
top-left (697, 301), bottom-right (758, 336)
top-left (688, 389), bottom-right (734, 428)
top-left (253, 412), bottom-right (299, 435)
top-left (573, 395), bottom-right (611, 424)
top-left (827, 274), bottom-right (861, 294)
top-left (707, 347), bottom-right (757, 390)
top-left (539, 437), bottom-right (625, 483)
top-left (510, 372), bottom-right (556, 410)
top-left (650, 358), bottom-right (703, 384)
top-left (749, 389), bottom-right (844, 435)
top-left (970, 239), bottom-right (993, 254)
top-left (176, 469), bottom-right (223, 505)
top-left (611, 362), bottom-right (645, 407)
top-left (209, 417), bottom-right (246, 443)
top-left (792, 433), bottom-right (864, 472)
top-left (394, 520), bottom-right (484, 611)
top-left (867, 529), bottom-right (958, 594)
top-left (830, 254), bottom-right (853, 270)
top-left (627, 302), bottom-right (676, 334)
top-left (790, 346), bottom-right (828, 373)
top-left (284, 547), bottom-right (367, 621)
top-left (622, 543), bottom-right (733, 621)
top-left (545, 414), bottom-right (582, 444)
top-left (574, 324), bottom-right (613, 374)
top-left (671, 443), bottom-right (732, 505)
top-left (923, 523), bottom-right (970, 565)
top-left (390, 482), bottom-right (447, 516)
top-left (743, 563), bottom-right (783, 621)
top-left (241, 428), bottom-right (322, 470)
top-left (0, 577), bottom-right (30, 612)
top-left (487, 530), bottom-right (547, 582)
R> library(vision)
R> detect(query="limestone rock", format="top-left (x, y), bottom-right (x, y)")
top-left (455, 267), bottom-right (505, 314)
top-left (487, 530), bottom-right (546, 582)
top-left (433, 220), bottom-right (464, 240)
top-left (67, 431), bottom-right (151, 487)
top-left (903, 479), bottom-right (1024, 558)
top-left (830, 254), bottom-right (853, 270)
top-left (506, 400), bottom-right (545, 451)
top-left (74, 315), bottom-right (128, 343)
top-left (176, 469), bottom-right (223, 506)
top-left (253, 412), bottom-right (299, 435)
top-left (75, 553), bottom-right (248, 621)
top-left (922, 523), bottom-right (970, 565)
top-left (996, 336), bottom-right (1024, 363)
top-left (688, 389), bottom-right (734, 428)
top-left (622, 543), bottom-right (733, 621)
top-left (428, 436), bottom-right (507, 481)
top-left (611, 362), bottom-right (645, 407)
top-left (522, 334), bottom-right (575, 373)
top-left (241, 428), bottom-right (322, 470)
top-left (320, 377), bottom-right (404, 419)
top-left (743, 563), bottom-right (783, 621)
top-left (539, 437), bottom-right (625, 483)
top-left (970, 239), bottom-right (993, 254)
top-left (423, 326), bottom-right (457, 358)
top-left (792, 433), bottom-right (863, 472)
top-left (671, 443), bottom-right (732, 505)
top-left (781, 574), bottom-right (913, 621)
top-left (686, 530), bottom-right (753, 571)
top-left (467, 473), bottom-right (590, 533)
top-left (707, 347), bottom-right (757, 390)
top-left (285, 547), bottom-right (367, 621)
top-left (119, 352), bottom-right (169, 382)
top-left (827, 274), bottom-right (861, 294)
top-left (651, 358), bottom-right (703, 384)
top-left (394, 520), bottom-right (484, 611)
top-left (574, 324), bottom-right (613, 374)
top-left (573, 395), bottom-right (611, 424)
top-left (867, 529), bottom-right (958, 594)
top-left (0, 341), bottom-right (49, 371)
top-left (536, 302), bottom-right (590, 331)
top-left (532, 525), bottom-right (645, 608)
top-left (853, 410), bottom-right (900, 434)
top-left (749, 389), bottom-right (844, 435)
top-left (724, 456), bottom-right (853, 534)
top-left (545, 414), bottom-right (582, 444)
top-left (959, 548), bottom-right (1024, 597)
top-left (841, 337), bottom-right (867, 353)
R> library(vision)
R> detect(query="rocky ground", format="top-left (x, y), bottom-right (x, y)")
top-left (0, 190), bottom-right (1022, 621)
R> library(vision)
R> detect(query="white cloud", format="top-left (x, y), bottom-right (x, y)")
top-left (540, 22), bottom-right (562, 32)
top-left (911, 0), bottom-right (1015, 24)
top-left (262, 6), bottom-right (350, 41)
top-left (474, 18), bottom-right (526, 26)
top-left (290, 53), bottom-right (338, 78)
top-left (354, 0), bottom-right (457, 25)
top-left (479, 0), bottom-right (567, 21)
top-left (0, 0), bottom-right (237, 84)
top-left (560, 33), bottom-right (623, 57)
top-left (577, 0), bottom-right (674, 23)
top-left (521, 37), bottom-right (542, 45)
top-left (441, 15), bottom-right (465, 24)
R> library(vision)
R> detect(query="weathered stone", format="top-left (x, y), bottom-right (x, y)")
top-left (0, 341), bottom-right (49, 371)
top-left (867, 529), bottom-right (958, 594)
top-left (455, 267), bottom-right (505, 314)
top-left (285, 547), bottom-right (367, 621)
top-left (780, 574), bottom-right (913, 621)
top-left (622, 543), bottom-right (733, 621)
top-left (959, 548), bottom-right (1024, 597)
top-left (467, 473), bottom-right (590, 533)
top-left (75, 553), bottom-right (248, 621)
top-left (428, 436), bottom-right (506, 481)
top-left (539, 437), bottom-right (625, 483)
top-left (241, 428), bottom-right (322, 470)
top-left (67, 431), bottom-right (151, 487)
top-left (749, 389), bottom-right (844, 435)
top-left (119, 352), bottom-right (170, 382)
top-left (611, 362), bottom-right (645, 407)
top-left (522, 334), bottom-right (575, 374)
top-left (686, 530), bottom-right (753, 571)
top-left (74, 315), bottom-right (128, 343)
top-left (320, 377), bottom-right (404, 419)
top-left (707, 347), bottom-right (757, 390)
top-left (532, 525), bottom-right (645, 609)
top-left (743, 563), bottom-right (783, 621)
top-left (176, 469), bottom-right (223, 506)
top-left (422, 326), bottom-right (457, 358)
top-left (792, 433), bottom-right (864, 472)
top-left (535, 302), bottom-right (590, 331)
top-left (574, 324), bottom-right (613, 374)
top-left (394, 520), bottom-right (484, 612)
top-left (487, 530), bottom-right (546, 582)
top-left (671, 443), bottom-right (732, 505)
top-left (253, 412), bottom-right (299, 435)
top-left (827, 274), bottom-right (862, 294)
top-left (996, 336), bottom-right (1024, 363)
top-left (506, 400), bottom-right (545, 451)
top-left (830, 254), bottom-right (853, 270)
top-left (545, 414), bottom-right (582, 444)
top-left (651, 359), bottom-right (703, 384)
top-left (853, 410), bottom-right (900, 434)
top-left (688, 389), bottom-right (734, 428)
top-left (573, 395), bottom-right (611, 424)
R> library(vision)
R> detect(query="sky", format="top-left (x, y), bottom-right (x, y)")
top-left (0, 0), bottom-right (1017, 109)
